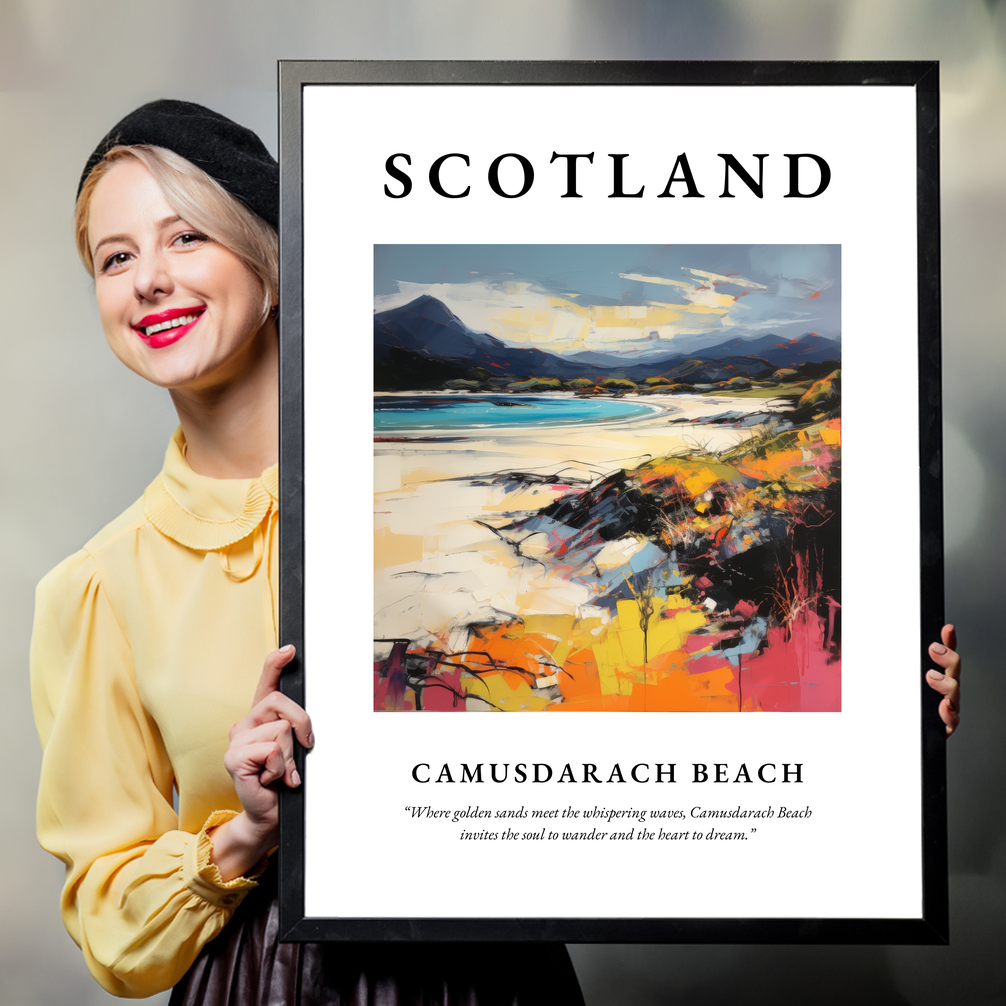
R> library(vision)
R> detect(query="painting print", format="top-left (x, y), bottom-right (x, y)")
top-left (374, 244), bottom-right (840, 713)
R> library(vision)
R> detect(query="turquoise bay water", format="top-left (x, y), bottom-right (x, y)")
top-left (374, 395), bottom-right (657, 432)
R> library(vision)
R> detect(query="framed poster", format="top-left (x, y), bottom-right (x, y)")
top-left (277, 61), bottom-right (946, 943)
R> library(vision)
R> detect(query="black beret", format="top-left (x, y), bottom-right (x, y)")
top-left (78, 99), bottom-right (278, 228)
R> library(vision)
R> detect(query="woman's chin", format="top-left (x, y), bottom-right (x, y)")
top-left (122, 353), bottom-right (219, 393)
top-left (109, 322), bottom-right (273, 395)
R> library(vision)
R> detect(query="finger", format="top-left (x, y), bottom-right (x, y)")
top-left (926, 672), bottom-right (961, 737)
top-left (926, 669), bottom-right (959, 704)
top-left (939, 697), bottom-right (960, 737)
top-left (941, 623), bottom-right (957, 652)
top-left (928, 642), bottom-right (961, 681)
top-left (252, 645), bottom-right (296, 707)
top-left (224, 739), bottom-right (287, 786)
top-left (258, 742), bottom-right (287, 787)
top-left (245, 690), bottom-right (314, 749)
top-left (233, 720), bottom-right (301, 788)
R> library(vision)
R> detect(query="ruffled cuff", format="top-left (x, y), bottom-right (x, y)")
top-left (182, 810), bottom-right (269, 910)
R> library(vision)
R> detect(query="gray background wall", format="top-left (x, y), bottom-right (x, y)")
top-left (1, 1), bottom-right (1003, 1003)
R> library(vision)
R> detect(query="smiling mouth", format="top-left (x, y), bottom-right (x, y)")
top-left (134, 307), bottom-right (206, 338)
top-left (142, 313), bottom-right (199, 337)
top-left (131, 307), bottom-right (207, 349)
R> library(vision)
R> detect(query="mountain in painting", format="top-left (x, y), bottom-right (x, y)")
top-left (374, 295), bottom-right (597, 389)
top-left (699, 332), bottom-right (842, 366)
top-left (563, 348), bottom-right (686, 370)
top-left (652, 356), bottom-right (776, 383)
top-left (374, 295), bottom-right (840, 390)
top-left (375, 294), bottom-right (503, 359)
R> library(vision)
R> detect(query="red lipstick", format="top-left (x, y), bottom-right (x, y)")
top-left (132, 306), bottom-right (206, 349)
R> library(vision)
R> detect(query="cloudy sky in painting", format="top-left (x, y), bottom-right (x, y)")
top-left (374, 244), bottom-right (840, 358)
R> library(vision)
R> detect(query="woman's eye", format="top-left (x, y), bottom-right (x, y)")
top-left (101, 251), bottom-right (132, 273)
top-left (173, 231), bottom-right (208, 248)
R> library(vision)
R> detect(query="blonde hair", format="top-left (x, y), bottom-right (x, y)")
top-left (75, 145), bottom-right (278, 323)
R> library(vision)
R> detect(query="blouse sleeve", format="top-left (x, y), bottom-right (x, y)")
top-left (31, 549), bottom-right (262, 998)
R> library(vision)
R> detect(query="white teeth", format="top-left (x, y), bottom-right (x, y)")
top-left (142, 313), bottom-right (199, 337)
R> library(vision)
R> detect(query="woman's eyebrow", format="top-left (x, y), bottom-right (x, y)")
top-left (92, 216), bottom-right (185, 257)
top-left (92, 232), bottom-right (133, 256)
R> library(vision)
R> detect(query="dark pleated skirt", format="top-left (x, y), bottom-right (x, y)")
top-left (169, 869), bottom-right (584, 1006)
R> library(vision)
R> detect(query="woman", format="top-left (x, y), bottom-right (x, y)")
top-left (31, 100), bottom-right (586, 1003)
top-left (32, 99), bottom-right (962, 1003)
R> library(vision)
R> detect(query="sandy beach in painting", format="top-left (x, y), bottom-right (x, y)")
top-left (374, 390), bottom-right (843, 712)
top-left (375, 393), bottom-right (773, 636)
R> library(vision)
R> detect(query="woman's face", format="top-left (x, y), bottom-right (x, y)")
top-left (87, 158), bottom-right (270, 393)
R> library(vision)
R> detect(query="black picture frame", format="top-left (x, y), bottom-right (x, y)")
top-left (277, 60), bottom-right (945, 944)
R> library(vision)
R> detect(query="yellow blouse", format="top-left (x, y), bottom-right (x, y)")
top-left (31, 429), bottom-right (279, 998)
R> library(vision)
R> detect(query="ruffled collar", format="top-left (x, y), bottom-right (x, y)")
top-left (143, 428), bottom-right (278, 551)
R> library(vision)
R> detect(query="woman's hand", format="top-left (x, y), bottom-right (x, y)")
top-left (926, 624), bottom-right (961, 738)
top-left (209, 645), bottom-right (314, 881)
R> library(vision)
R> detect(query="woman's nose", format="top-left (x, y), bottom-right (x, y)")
top-left (133, 249), bottom-right (173, 302)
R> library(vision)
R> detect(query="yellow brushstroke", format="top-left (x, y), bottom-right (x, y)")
top-left (486, 296), bottom-right (592, 348)
top-left (611, 597), bottom-right (705, 664)
top-left (684, 302), bottom-right (732, 315)
top-left (682, 466), bottom-right (722, 497)
top-left (373, 527), bottom-right (424, 568)
top-left (591, 632), bottom-right (635, 696)
top-left (590, 303), bottom-right (696, 328)
top-left (819, 421), bottom-right (841, 446)
top-left (401, 466), bottom-right (461, 487)
top-left (590, 596), bottom-right (707, 695)
top-left (523, 613), bottom-right (576, 642)
top-left (546, 295), bottom-right (591, 318)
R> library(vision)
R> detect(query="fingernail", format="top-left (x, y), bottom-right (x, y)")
top-left (280, 644), bottom-right (295, 654)
top-left (931, 643), bottom-right (947, 655)
top-left (928, 669), bottom-right (944, 680)
top-left (291, 768), bottom-right (301, 787)
top-left (306, 732), bottom-right (315, 748)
